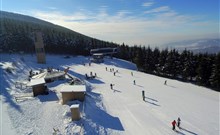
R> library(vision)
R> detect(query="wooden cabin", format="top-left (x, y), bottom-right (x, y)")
top-left (28, 78), bottom-right (47, 96)
top-left (60, 85), bottom-right (86, 104)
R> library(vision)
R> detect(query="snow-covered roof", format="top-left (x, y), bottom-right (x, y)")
top-left (31, 72), bottom-right (47, 79)
top-left (93, 53), bottom-right (104, 56)
top-left (60, 85), bottom-right (86, 93)
top-left (45, 71), bottom-right (65, 80)
top-left (70, 104), bottom-right (79, 109)
top-left (28, 78), bottom-right (45, 86)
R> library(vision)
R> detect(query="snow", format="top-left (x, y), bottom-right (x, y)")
top-left (60, 85), bottom-right (86, 93)
top-left (0, 53), bottom-right (219, 135)
top-left (28, 78), bottom-right (45, 86)
top-left (0, 100), bottom-right (16, 135)
top-left (70, 104), bottom-right (80, 109)
top-left (31, 72), bottom-right (47, 79)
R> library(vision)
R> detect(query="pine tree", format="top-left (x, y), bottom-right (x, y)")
top-left (164, 49), bottom-right (180, 78)
top-left (143, 47), bottom-right (153, 73)
top-left (210, 53), bottom-right (220, 91)
top-left (152, 47), bottom-right (160, 74)
top-left (158, 48), bottom-right (168, 76)
top-left (180, 50), bottom-right (195, 81)
top-left (196, 54), bottom-right (213, 86)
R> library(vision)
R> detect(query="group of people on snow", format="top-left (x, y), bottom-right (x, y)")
top-left (172, 117), bottom-right (181, 131)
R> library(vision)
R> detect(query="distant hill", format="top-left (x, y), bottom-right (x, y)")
top-left (163, 39), bottom-right (220, 54)
top-left (0, 11), bottom-right (118, 54)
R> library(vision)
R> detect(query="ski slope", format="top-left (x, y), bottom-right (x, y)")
top-left (0, 54), bottom-right (219, 135)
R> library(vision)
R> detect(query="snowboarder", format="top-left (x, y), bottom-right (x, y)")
top-left (133, 80), bottom-right (136, 85)
top-left (172, 120), bottom-right (176, 130)
top-left (142, 90), bottom-right (145, 101)
top-left (177, 117), bottom-right (181, 128)
top-left (164, 80), bottom-right (167, 85)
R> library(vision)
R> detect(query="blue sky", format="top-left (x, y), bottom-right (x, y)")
top-left (1, 0), bottom-right (219, 46)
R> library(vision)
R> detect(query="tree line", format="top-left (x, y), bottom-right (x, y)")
top-left (117, 44), bottom-right (220, 91)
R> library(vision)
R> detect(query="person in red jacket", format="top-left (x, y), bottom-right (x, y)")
top-left (172, 120), bottom-right (176, 130)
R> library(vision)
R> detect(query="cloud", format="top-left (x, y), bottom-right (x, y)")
top-left (33, 10), bottom-right (93, 22)
top-left (47, 7), bottom-right (57, 10)
top-left (26, 5), bottom-right (217, 46)
top-left (144, 6), bottom-right (170, 14)
top-left (142, 1), bottom-right (154, 7)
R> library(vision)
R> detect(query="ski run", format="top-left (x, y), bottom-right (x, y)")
top-left (0, 54), bottom-right (219, 135)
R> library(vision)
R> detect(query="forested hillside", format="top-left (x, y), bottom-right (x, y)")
top-left (0, 11), bottom-right (219, 91)
top-left (0, 11), bottom-right (118, 55)
top-left (119, 45), bottom-right (220, 91)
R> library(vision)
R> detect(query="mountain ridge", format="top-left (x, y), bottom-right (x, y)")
top-left (163, 38), bottom-right (220, 54)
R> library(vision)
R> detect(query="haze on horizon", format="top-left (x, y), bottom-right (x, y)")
top-left (1, 0), bottom-right (219, 46)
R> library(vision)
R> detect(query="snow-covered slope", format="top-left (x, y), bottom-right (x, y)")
top-left (0, 54), bottom-right (219, 135)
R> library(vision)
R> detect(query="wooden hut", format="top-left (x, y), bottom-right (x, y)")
top-left (60, 85), bottom-right (86, 104)
top-left (70, 104), bottom-right (80, 121)
top-left (28, 78), bottom-right (47, 96)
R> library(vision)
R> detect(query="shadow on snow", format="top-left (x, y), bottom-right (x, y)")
top-left (84, 91), bottom-right (124, 133)
top-left (144, 96), bottom-right (160, 106)
top-left (37, 91), bottom-right (59, 102)
top-left (181, 127), bottom-right (198, 135)
top-left (1, 71), bottom-right (22, 113)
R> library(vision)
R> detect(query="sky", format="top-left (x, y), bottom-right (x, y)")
top-left (1, 0), bottom-right (219, 46)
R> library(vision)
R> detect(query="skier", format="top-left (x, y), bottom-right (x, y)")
top-left (133, 80), bottom-right (136, 85)
top-left (164, 80), bottom-right (167, 85)
top-left (114, 72), bottom-right (116, 76)
top-left (172, 120), bottom-right (176, 130)
top-left (142, 90), bottom-right (145, 101)
top-left (177, 117), bottom-right (181, 128)
top-left (110, 83), bottom-right (114, 89)
top-left (131, 72), bottom-right (133, 76)
top-left (105, 67), bottom-right (107, 71)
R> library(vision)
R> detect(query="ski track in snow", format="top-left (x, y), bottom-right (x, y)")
top-left (0, 53), bottom-right (219, 135)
